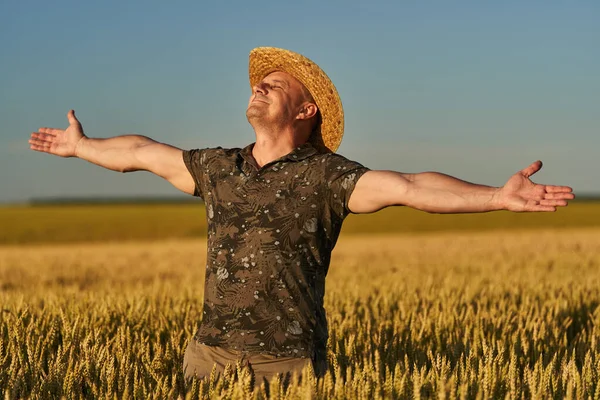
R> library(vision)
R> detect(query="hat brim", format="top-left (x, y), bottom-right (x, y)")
top-left (249, 47), bottom-right (344, 153)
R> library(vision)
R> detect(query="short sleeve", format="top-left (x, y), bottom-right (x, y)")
top-left (324, 154), bottom-right (370, 219)
top-left (182, 148), bottom-right (211, 199)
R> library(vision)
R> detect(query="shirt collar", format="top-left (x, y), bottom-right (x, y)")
top-left (239, 142), bottom-right (319, 168)
top-left (284, 142), bottom-right (319, 161)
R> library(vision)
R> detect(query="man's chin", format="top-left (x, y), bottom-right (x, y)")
top-left (246, 107), bottom-right (265, 122)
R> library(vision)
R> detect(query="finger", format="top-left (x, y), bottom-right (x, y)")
top-left (526, 204), bottom-right (556, 212)
top-left (30, 132), bottom-right (56, 141)
top-left (29, 141), bottom-right (51, 152)
top-left (67, 109), bottom-right (80, 126)
top-left (543, 192), bottom-right (575, 200)
top-left (539, 199), bottom-right (568, 207)
top-left (30, 146), bottom-right (52, 153)
top-left (545, 185), bottom-right (573, 193)
top-left (29, 139), bottom-right (54, 149)
top-left (521, 160), bottom-right (542, 178)
top-left (29, 138), bottom-right (52, 147)
top-left (37, 127), bottom-right (60, 135)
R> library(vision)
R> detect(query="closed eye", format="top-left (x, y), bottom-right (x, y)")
top-left (266, 79), bottom-right (289, 90)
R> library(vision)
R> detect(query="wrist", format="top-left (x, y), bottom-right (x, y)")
top-left (489, 187), bottom-right (506, 211)
top-left (74, 136), bottom-right (88, 158)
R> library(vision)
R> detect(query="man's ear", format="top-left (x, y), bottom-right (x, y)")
top-left (296, 103), bottom-right (318, 120)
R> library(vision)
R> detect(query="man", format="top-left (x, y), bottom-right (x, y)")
top-left (29, 47), bottom-right (574, 385)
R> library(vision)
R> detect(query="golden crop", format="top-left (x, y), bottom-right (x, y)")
top-left (1, 224), bottom-right (599, 398)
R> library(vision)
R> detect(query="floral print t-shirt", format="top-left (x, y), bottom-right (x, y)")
top-left (183, 142), bottom-right (369, 363)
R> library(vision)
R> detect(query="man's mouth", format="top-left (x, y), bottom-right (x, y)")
top-left (253, 97), bottom-right (269, 104)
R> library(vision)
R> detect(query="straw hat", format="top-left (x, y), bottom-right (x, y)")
top-left (248, 47), bottom-right (344, 153)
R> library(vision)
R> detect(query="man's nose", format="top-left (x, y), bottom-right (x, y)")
top-left (254, 82), bottom-right (269, 94)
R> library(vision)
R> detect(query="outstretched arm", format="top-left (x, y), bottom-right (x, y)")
top-left (28, 110), bottom-right (195, 195)
top-left (348, 161), bottom-right (574, 214)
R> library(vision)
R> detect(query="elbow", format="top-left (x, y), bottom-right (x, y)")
top-left (390, 180), bottom-right (413, 208)
top-left (119, 161), bottom-right (140, 173)
top-left (121, 143), bottom-right (149, 173)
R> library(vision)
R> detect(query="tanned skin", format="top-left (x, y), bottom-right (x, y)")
top-left (29, 71), bottom-right (574, 213)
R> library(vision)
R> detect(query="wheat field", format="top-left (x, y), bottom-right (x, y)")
top-left (1, 225), bottom-right (600, 399)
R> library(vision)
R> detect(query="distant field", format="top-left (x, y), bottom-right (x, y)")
top-left (0, 201), bottom-right (599, 245)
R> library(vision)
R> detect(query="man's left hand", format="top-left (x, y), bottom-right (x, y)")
top-left (496, 160), bottom-right (575, 212)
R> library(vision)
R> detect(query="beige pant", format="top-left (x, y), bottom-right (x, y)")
top-left (183, 340), bottom-right (322, 387)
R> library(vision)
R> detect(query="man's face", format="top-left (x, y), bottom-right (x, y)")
top-left (246, 71), bottom-right (308, 128)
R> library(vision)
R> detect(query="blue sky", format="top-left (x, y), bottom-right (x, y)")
top-left (1, 0), bottom-right (598, 203)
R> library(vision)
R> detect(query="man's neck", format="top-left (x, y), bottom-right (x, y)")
top-left (251, 128), bottom-right (308, 167)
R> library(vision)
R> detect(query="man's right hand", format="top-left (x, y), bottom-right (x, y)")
top-left (29, 110), bottom-right (86, 158)
top-left (28, 110), bottom-right (196, 195)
